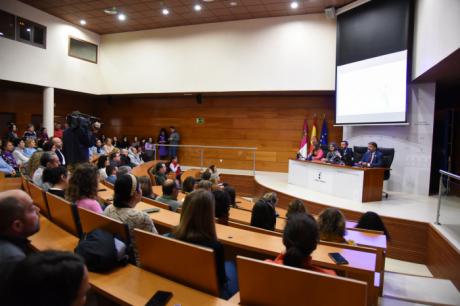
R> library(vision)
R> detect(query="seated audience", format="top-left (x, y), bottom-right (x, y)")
top-left (0, 155), bottom-right (16, 177)
top-left (307, 144), bottom-right (324, 161)
top-left (286, 199), bottom-right (308, 219)
top-left (103, 138), bottom-right (115, 155)
top-left (144, 137), bottom-right (154, 161)
top-left (250, 192), bottom-right (278, 231)
top-left (51, 137), bottom-right (66, 166)
top-left (152, 162), bottom-right (167, 186)
top-left (37, 127), bottom-right (49, 143)
top-left (169, 156), bottom-right (181, 180)
top-left (339, 140), bottom-right (353, 164)
top-left (23, 138), bottom-right (36, 158)
top-left (323, 143), bottom-right (342, 164)
top-left (128, 146), bottom-right (143, 166)
top-left (212, 189), bottom-right (231, 225)
top-left (131, 136), bottom-right (140, 148)
top-left (223, 185), bottom-right (236, 207)
top-left (54, 122), bottom-right (63, 139)
top-left (23, 123), bottom-right (37, 140)
top-left (0, 190), bottom-right (39, 291)
top-left (12, 138), bottom-right (29, 167)
top-left (359, 142), bottom-right (383, 168)
top-left (25, 151), bottom-right (44, 178)
top-left (120, 136), bottom-right (130, 149)
top-left (90, 139), bottom-right (105, 157)
top-left (171, 190), bottom-right (238, 299)
top-left (208, 165), bottom-right (220, 183)
top-left (156, 179), bottom-right (181, 212)
top-left (32, 152), bottom-right (60, 189)
top-left (1, 140), bottom-right (19, 172)
top-left (112, 136), bottom-right (120, 148)
top-left (109, 151), bottom-right (121, 167)
top-left (105, 165), bottom-right (117, 185)
top-left (182, 176), bottom-right (196, 193)
top-left (42, 141), bottom-right (56, 152)
top-left (5, 251), bottom-right (89, 306)
top-left (197, 179), bottom-right (213, 191)
top-left (201, 170), bottom-right (212, 181)
top-left (42, 166), bottom-right (69, 198)
top-left (318, 208), bottom-right (353, 244)
top-left (7, 123), bottom-right (19, 142)
top-left (97, 155), bottom-right (110, 181)
top-left (120, 148), bottom-right (133, 167)
top-left (104, 174), bottom-right (158, 263)
top-left (117, 165), bottom-right (132, 178)
top-left (356, 211), bottom-right (390, 239)
top-left (66, 163), bottom-right (103, 214)
top-left (267, 214), bottom-right (335, 275)
top-left (138, 176), bottom-right (156, 200)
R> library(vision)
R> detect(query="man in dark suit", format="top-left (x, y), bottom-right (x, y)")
top-left (359, 142), bottom-right (383, 168)
top-left (51, 137), bottom-right (66, 166)
top-left (339, 140), bottom-right (354, 165)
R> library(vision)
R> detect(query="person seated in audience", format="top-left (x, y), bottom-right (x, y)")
top-left (201, 169), bottom-right (212, 181)
top-left (358, 141), bottom-right (383, 168)
top-left (213, 189), bottom-right (230, 225)
top-left (37, 127), bottom-right (49, 143)
top-left (208, 165), bottom-right (220, 183)
top-left (7, 123), bottom-right (19, 142)
top-left (12, 138), bottom-right (29, 167)
top-left (105, 165), bottom-right (117, 185)
top-left (128, 146), bottom-right (143, 166)
top-left (51, 137), bottom-right (66, 166)
top-left (5, 251), bottom-right (90, 306)
top-left (32, 152), bottom-right (60, 189)
top-left (1, 140), bottom-right (19, 172)
top-left (156, 179), bottom-right (181, 212)
top-left (152, 162), bottom-right (167, 186)
top-left (131, 136), bottom-right (140, 148)
top-left (104, 174), bottom-right (158, 264)
top-left (322, 143), bottom-right (342, 164)
top-left (170, 189), bottom-right (239, 299)
top-left (103, 137), bottom-right (115, 155)
top-left (25, 151), bottom-right (44, 178)
top-left (157, 128), bottom-right (168, 160)
top-left (120, 148), bottom-right (133, 167)
top-left (42, 166), bottom-right (69, 198)
top-left (90, 138), bottom-right (105, 157)
top-left (267, 214), bottom-right (336, 275)
top-left (0, 190), bottom-right (40, 291)
top-left (117, 165), bottom-right (132, 178)
top-left (168, 156), bottom-right (182, 180)
top-left (318, 208), bottom-right (354, 244)
top-left (112, 136), bottom-right (120, 148)
top-left (356, 211), bottom-right (390, 239)
top-left (144, 137), bottom-right (154, 161)
top-left (42, 141), bottom-right (56, 152)
top-left (0, 155), bottom-right (16, 177)
top-left (109, 151), bottom-right (121, 167)
top-left (339, 140), bottom-right (353, 162)
top-left (23, 123), bottom-right (37, 140)
top-left (120, 136), bottom-right (130, 149)
top-left (138, 176), bottom-right (156, 200)
top-left (96, 155), bottom-right (109, 181)
top-left (223, 185), bottom-right (236, 207)
top-left (182, 176), bottom-right (196, 194)
top-left (250, 192), bottom-right (278, 231)
top-left (23, 138), bottom-right (37, 158)
top-left (197, 179), bottom-right (213, 191)
top-left (306, 144), bottom-right (324, 161)
top-left (286, 198), bottom-right (308, 219)
top-left (53, 122), bottom-right (64, 139)
top-left (66, 163), bottom-right (103, 214)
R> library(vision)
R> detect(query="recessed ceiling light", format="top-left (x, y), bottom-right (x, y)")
top-left (194, 4), bottom-right (202, 11)
top-left (162, 8), bottom-right (170, 15)
top-left (117, 13), bottom-right (126, 21)
top-left (26, 28), bottom-right (31, 32)
top-left (290, 1), bottom-right (299, 9)
top-left (104, 7), bottom-right (118, 15)
top-left (230, 1), bottom-right (238, 6)
top-left (80, 19), bottom-right (86, 25)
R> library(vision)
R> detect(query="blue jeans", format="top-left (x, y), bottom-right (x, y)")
top-left (169, 145), bottom-right (178, 158)
top-left (220, 260), bottom-right (239, 300)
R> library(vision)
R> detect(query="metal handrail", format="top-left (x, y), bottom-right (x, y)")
top-left (151, 143), bottom-right (257, 175)
top-left (436, 170), bottom-right (460, 225)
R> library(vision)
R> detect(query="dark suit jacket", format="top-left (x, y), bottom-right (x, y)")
top-left (339, 147), bottom-right (353, 157)
top-left (62, 127), bottom-right (92, 164)
top-left (361, 150), bottom-right (383, 167)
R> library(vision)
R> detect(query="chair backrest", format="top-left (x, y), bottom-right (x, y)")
top-left (21, 174), bottom-right (31, 194)
top-left (148, 168), bottom-right (158, 186)
top-left (353, 146), bottom-right (368, 162)
top-left (45, 192), bottom-right (81, 236)
top-left (379, 147), bottom-right (395, 180)
top-left (28, 182), bottom-right (50, 217)
top-left (227, 221), bottom-right (282, 237)
top-left (77, 206), bottom-right (130, 242)
top-left (141, 197), bottom-right (171, 211)
top-left (237, 256), bottom-right (367, 306)
top-left (134, 229), bottom-right (220, 296)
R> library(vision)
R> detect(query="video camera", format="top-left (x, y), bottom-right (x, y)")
top-left (66, 111), bottom-right (102, 131)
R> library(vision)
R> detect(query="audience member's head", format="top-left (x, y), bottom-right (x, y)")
top-left (155, 162), bottom-right (166, 174)
top-left (13, 138), bottom-right (25, 149)
top-left (110, 151), bottom-right (121, 164)
top-left (42, 165), bottom-right (68, 188)
top-left (138, 176), bottom-right (154, 198)
top-left (105, 137), bottom-right (112, 145)
top-left (42, 141), bottom-right (56, 152)
top-left (6, 251), bottom-right (89, 306)
top-left (120, 148), bottom-right (129, 157)
top-left (318, 208), bottom-right (347, 243)
top-left (174, 190), bottom-right (216, 242)
top-left (95, 139), bottom-right (102, 147)
top-left (162, 179), bottom-right (179, 199)
top-left (212, 189), bottom-right (230, 225)
top-left (356, 211), bottom-right (390, 239)
top-left (114, 174), bottom-right (142, 208)
top-left (223, 186), bottom-right (236, 207)
top-left (27, 151), bottom-right (44, 177)
top-left (3, 140), bottom-right (14, 153)
top-left (250, 193), bottom-right (278, 231)
top-left (182, 176), bottom-right (196, 193)
top-left (117, 165), bottom-right (132, 177)
top-left (282, 214), bottom-right (319, 268)
top-left (51, 137), bottom-right (63, 150)
top-left (26, 123), bottom-right (35, 132)
top-left (105, 165), bottom-right (117, 177)
top-left (286, 199), bottom-right (307, 219)
top-left (97, 155), bottom-right (109, 169)
top-left (25, 138), bottom-right (35, 148)
top-left (201, 170), bottom-right (212, 181)
top-left (261, 192), bottom-right (278, 208)
top-left (197, 179), bottom-right (213, 191)
top-left (0, 190), bottom-right (39, 238)
top-left (66, 163), bottom-right (99, 202)
top-left (40, 152), bottom-right (59, 168)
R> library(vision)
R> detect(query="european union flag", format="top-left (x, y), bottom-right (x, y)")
top-left (319, 118), bottom-right (328, 145)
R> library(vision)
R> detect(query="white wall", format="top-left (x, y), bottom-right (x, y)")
top-left (412, 0), bottom-right (460, 79)
top-left (0, 0), bottom-right (102, 94)
top-left (99, 14), bottom-right (336, 94)
top-left (343, 83), bottom-right (436, 196)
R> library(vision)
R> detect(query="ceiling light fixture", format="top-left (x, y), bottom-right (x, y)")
top-left (117, 13), bottom-right (126, 21)
top-left (80, 19), bottom-right (87, 25)
top-left (194, 4), bottom-right (202, 11)
top-left (26, 28), bottom-right (31, 32)
top-left (162, 8), bottom-right (170, 15)
top-left (104, 7), bottom-right (118, 15)
top-left (290, 1), bottom-right (299, 9)
top-left (230, 1), bottom-right (238, 6)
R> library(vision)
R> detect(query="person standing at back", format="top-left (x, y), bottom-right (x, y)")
top-left (157, 128), bottom-right (169, 160)
top-left (168, 126), bottom-right (180, 159)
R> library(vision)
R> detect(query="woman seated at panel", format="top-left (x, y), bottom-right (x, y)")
top-left (306, 144), bottom-right (324, 161)
top-left (66, 163), bottom-right (103, 214)
top-left (42, 166), bottom-right (69, 198)
top-left (318, 208), bottom-right (354, 245)
top-left (356, 211), bottom-right (391, 239)
top-left (322, 143), bottom-right (342, 164)
top-left (138, 175), bottom-right (156, 200)
top-left (168, 189), bottom-right (238, 300)
top-left (286, 198), bottom-right (308, 219)
top-left (104, 174), bottom-right (158, 264)
top-left (250, 192), bottom-right (278, 231)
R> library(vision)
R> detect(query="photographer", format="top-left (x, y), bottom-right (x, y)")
top-left (62, 112), bottom-right (101, 169)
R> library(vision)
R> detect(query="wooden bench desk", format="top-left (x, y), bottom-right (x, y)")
top-left (29, 217), bottom-right (79, 252)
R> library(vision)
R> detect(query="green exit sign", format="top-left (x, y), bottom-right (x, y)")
top-left (196, 117), bottom-right (205, 125)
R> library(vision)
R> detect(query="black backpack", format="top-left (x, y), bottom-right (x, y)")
top-left (75, 229), bottom-right (124, 272)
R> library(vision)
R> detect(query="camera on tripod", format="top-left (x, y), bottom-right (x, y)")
top-left (66, 111), bottom-right (102, 131)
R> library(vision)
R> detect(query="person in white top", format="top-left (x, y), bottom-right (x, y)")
top-left (128, 146), bottom-right (143, 166)
top-left (12, 138), bottom-right (29, 167)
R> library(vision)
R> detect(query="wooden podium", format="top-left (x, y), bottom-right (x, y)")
top-left (288, 159), bottom-right (386, 202)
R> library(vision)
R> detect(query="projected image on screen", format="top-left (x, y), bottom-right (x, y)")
top-left (336, 50), bottom-right (407, 124)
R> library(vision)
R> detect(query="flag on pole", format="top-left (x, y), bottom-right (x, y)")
top-left (298, 119), bottom-right (308, 159)
top-left (319, 117), bottom-right (328, 145)
top-left (309, 116), bottom-right (318, 153)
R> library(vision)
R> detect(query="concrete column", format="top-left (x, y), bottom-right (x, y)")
top-left (43, 87), bottom-right (54, 137)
